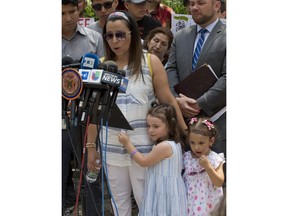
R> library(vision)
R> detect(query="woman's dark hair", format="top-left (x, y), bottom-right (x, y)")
top-left (147, 102), bottom-right (180, 144)
top-left (62, 0), bottom-right (78, 6)
top-left (103, 10), bottom-right (144, 79)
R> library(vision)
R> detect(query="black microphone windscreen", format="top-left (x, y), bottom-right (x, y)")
top-left (73, 59), bottom-right (81, 64)
top-left (98, 62), bottom-right (108, 70)
top-left (104, 60), bottom-right (118, 73)
top-left (62, 56), bottom-right (73, 66)
top-left (117, 69), bottom-right (126, 76)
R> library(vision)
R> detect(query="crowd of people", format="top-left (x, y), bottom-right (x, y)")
top-left (62, 0), bottom-right (226, 215)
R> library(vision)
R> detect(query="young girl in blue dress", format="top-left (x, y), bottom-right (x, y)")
top-left (118, 103), bottom-right (188, 216)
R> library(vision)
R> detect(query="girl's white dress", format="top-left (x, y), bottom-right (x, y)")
top-left (183, 151), bottom-right (225, 216)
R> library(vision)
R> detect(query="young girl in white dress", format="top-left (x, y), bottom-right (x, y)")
top-left (183, 117), bottom-right (225, 216)
top-left (118, 103), bottom-right (188, 216)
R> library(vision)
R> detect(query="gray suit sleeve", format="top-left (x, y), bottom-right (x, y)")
top-left (197, 56), bottom-right (226, 116)
top-left (165, 38), bottom-right (180, 96)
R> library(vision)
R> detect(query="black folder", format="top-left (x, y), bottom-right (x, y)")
top-left (174, 64), bottom-right (218, 99)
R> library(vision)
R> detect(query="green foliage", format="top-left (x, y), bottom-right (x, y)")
top-left (83, 0), bottom-right (97, 19)
top-left (162, 0), bottom-right (187, 14)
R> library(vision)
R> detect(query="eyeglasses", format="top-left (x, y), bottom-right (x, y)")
top-left (92, 0), bottom-right (114, 11)
top-left (103, 31), bottom-right (131, 41)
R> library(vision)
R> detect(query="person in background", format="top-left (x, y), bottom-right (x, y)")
top-left (62, 0), bottom-right (104, 61)
top-left (118, 103), bottom-right (188, 216)
top-left (87, 0), bottom-right (119, 34)
top-left (183, 117), bottom-right (225, 216)
top-left (143, 27), bottom-right (173, 65)
top-left (217, 0), bottom-right (226, 24)
top-left (116, 0), bottom-right (126, 10)
top-left (124, 0), bottom-right (162, 40)
top-left (184, 0), bottom-right (226, 24)
top-left (183, 0), bottom-right (193, 15)
top-left (86, 10), bottom-right (187, 216)
top-left (62, 0), bottom-right (104, 215)
top-left (78, 0), bottom-right (87, 17)
top-left (146, 0), bottom-right (174, 29)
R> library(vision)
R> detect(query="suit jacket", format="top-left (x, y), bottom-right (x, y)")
top-left (166, 20), bottom-right (226, 117)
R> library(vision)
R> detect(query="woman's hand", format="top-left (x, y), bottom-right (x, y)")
top-left (87, 148), bottom-right (101, 173)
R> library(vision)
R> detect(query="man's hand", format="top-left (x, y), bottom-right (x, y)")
top-left (176, 93), bottom-right (201, 118)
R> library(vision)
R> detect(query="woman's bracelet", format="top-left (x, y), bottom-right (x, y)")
top-left (130, 149), bottom-right (138, 159)
top-left (86, 143), bottom-right (96, 148)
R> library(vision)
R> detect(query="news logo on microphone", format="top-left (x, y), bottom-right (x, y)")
top-left (79, 69), bottom-right (104, 84)
top-left (101, 71), bottom-right (122, 87)
top-left (80, 53), bottom-right (100, 69)
top-left (119, 78), bottom-right (128, 93)
top-left (82, 57), bottom-right (95, 68)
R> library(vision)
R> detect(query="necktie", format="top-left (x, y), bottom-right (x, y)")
top-left (192, 29), bottom-right (208, 71)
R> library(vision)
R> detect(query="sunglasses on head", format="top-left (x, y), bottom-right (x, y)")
top-left (92, 0), bottom-right (114, 11)
top-left (103, 31), bottom-right (131, 41)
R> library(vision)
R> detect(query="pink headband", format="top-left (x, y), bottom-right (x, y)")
top-left (189, 117), bottom-right (214, 130)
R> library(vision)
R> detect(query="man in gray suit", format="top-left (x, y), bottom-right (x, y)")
top-left (166, 0), bottom-right (226, 162)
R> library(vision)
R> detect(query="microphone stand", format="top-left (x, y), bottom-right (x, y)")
top-left (76, 84), bottom-right (113, 216)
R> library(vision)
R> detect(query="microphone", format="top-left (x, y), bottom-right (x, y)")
top-left (62, 56), bottom-right (73, 65)
top-left (98, 62), bottom-right (107, 70)
top-left (79, 61), bottom-right (127, 92)
top-left (62, 56), bottom-right (81, 69)
top-left (78, 56), bottom-right (104, 86)
top-left (78, 53), bottom-right (101, 87)
top-left (118, 69), bottom-right (129, 93)
top-left (101, 61), bottom-right (120, 110)
top-left (80, 53), bottom-right (100, 69)
top-left (106, 60), bottom-right (118, 73)
top-left (100, 61), bottom-right (121, 87)
top-left (101, 62), bottom-right (128, 93)
top-left (77, 53), bottom-right (109, 126)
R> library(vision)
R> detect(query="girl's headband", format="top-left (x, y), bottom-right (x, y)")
top-left (189, 117), bottom-right (215, 131)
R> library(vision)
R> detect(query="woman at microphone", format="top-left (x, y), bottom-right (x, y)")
top-left (86, 10), bottom-right (187, 216)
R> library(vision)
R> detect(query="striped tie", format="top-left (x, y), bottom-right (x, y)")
top-left (192, 29), bottom-right (208, 71)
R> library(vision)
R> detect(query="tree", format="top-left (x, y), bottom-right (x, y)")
top-left (83, 0), bottom-right (96, 18)
top-left (162, 0), bottom-right (187, 14)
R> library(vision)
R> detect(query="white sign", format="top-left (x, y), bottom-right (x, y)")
top-left (171, 14), bottom-right (195, 35)
top-left (78, 17), bottom-right (95, 27)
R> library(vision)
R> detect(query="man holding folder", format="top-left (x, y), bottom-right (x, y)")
top-left (165, 0), bottom-right (226, 163)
